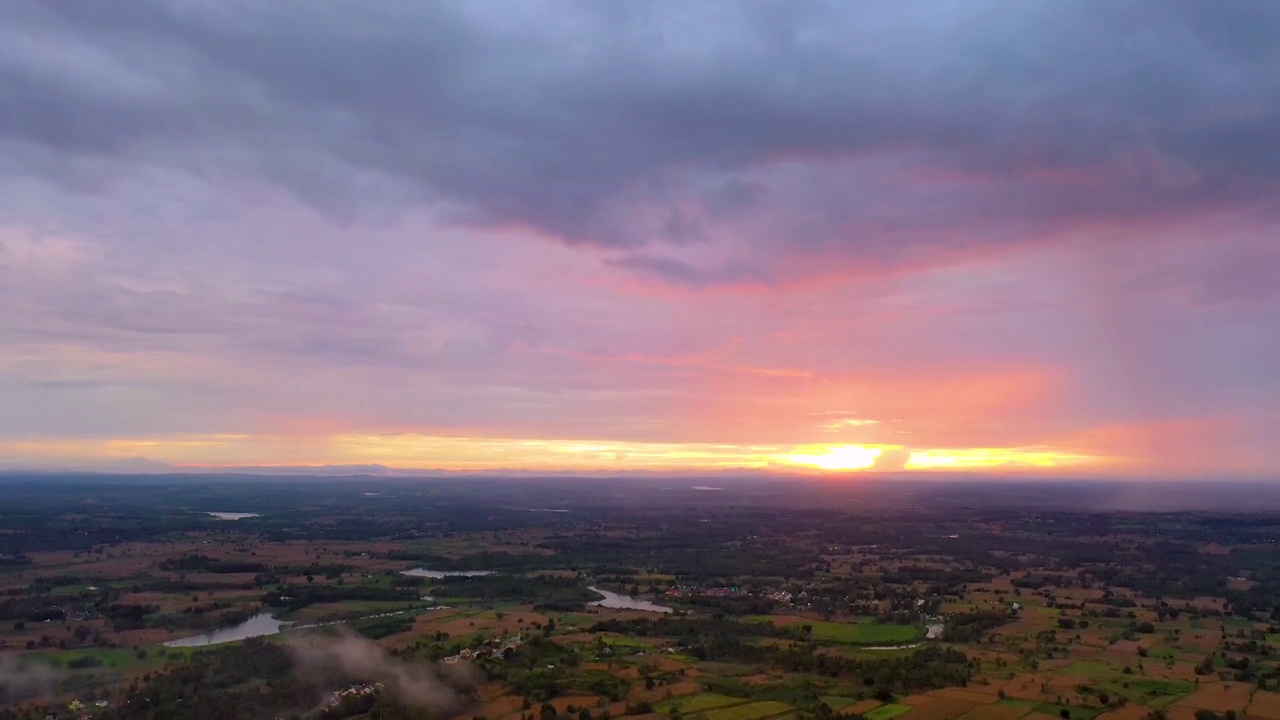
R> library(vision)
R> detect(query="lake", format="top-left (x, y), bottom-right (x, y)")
top-left (401, 568), bottom-right (494, 578)
top-left (588, 585), bottom-right (672, 613)
top-left (202, 512), bottom-right (262, 520)
top-left (163, 613), bottom-right (291, 647)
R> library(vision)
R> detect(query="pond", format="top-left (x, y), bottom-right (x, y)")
top-left (400, 568), bottom-right (495, 578)
top-left (163, 613), bottom-right (291, 647)
top-left (588, 586), bottom-right (672, 613)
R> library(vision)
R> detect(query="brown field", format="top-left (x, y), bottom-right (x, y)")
top-left (1171, 683), bottom-right (1255, 713)
top-left (926, 687), bottom-right (1001, 704)
top-left (896, 696), bottom-right (978, 720)
top-left (474, 692), bottom-right (526, 719)
top-left (1001, 675), bottom-right (1050, 701)
top-left (1248, 690), bottom-right (1280, 719)
top-left (548, 695), bottom-right (602, 713)
top-left (1163, 708), bottom-right (1200, 720)
top-left (659, 681), bottom-right (700, 697)
top-left (846, 699), bottom-right (883, 715)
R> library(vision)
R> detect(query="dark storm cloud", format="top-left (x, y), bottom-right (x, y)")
top-left (1, 1), bottom-right (1278, 260)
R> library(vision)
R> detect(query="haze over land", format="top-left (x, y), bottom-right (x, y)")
top-left (1, 2), bottom-right (1278, 477)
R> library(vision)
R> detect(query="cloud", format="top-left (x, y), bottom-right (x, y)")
top-left (0, 1), bottom-right (1276, 276)
top-left (0, 2), bottom-right (1278, 474)
top-left (286, 627), bottom-right (481, 713)
top-left (606, 254), bottom-right (766, 289)
top-left (870, 447), bottom-right (911, 472)
top-left (0, 653), bottom-right (58, 705)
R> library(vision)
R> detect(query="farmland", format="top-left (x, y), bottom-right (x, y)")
top-left (1, 476), bottom-right (1279, 720)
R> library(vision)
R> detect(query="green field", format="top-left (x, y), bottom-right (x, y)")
top-left (599, 634), bottom-right (655, 648)
top-left (1127, 678), bottom-right (1197, 707)
top-left (703, 701), bottom-right (794, 720)
top-left (821, 696), bottom-right (859, 710)
top-left (1062, 659), bottom-right (1119, 678)
top-left (661, 694), bottom-right (749, 714)
top-left (26, 645), bottom-right (159, 670)
top-left (745, 617), bottom-right (922, 645)
top-left (1060, 660), bottom-right (1194, 708)
top-left (864, 703), bottom-right (911, 720)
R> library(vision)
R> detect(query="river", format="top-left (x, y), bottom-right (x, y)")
top-left (401, 568), bottom-right (495, 578)
top-left (163, 609), bottom-right (431, 648)
top-left (163, 613), bottom-right (292, 647)
top-left (588, 586), bottom-right (672, 613)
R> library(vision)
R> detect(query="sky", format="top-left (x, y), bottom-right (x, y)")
top-left (1, 1), bottom-right (1278, 477)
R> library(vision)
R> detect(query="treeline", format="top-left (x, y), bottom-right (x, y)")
top-left (428, 574), bottom-right (595, 609)
top-left (589, 616), bottom-right (806, 641)
top-left (677, 595), bottom-right (779, 616)
top-left (262, 583), bottom-right (420, 611)
top-left (545, 532), bottom-right (821, 580)
top-left (943, 611), bottom-right (1018, 642)
top-left (160, 554), bottom-right (267, 574)
top-left (382, 550), bottom-right (553, 572)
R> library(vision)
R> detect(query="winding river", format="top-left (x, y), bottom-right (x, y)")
top-left (163, 613), bottom-right (292, 647)
top-left (588, 586), bottom-right (673, 613)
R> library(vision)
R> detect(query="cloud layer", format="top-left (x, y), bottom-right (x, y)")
top-left (1, 1), bottom-right (1277, 475)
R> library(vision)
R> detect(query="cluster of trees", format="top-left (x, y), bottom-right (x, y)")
top-left (262, 582), bottom-right (419, 611)
top-left (944, 611), bottom-right (1018, 642)
top-left (426, 574), bottom-right (597, 610)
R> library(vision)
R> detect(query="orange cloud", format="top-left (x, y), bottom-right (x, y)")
top-left (685, 365), bottom-right (1064, 447)
top-left (1049, 416), bottom-right (1262, 475)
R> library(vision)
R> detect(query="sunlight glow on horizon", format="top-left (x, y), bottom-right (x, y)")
top-left (0, 433), bottom-right (1105, 474)
top-left (905, 448), bottom-right (1099, 470)
top-left (776, 445), bottom-right (884, 470)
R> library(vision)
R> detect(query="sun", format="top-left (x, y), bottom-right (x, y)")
top-left (777, 444), bottom-right (883, 471)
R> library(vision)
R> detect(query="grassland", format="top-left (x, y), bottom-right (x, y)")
top-left (864, 703), bottom-right (912, 720)
top-left (661, 694), bottom-right (749, 714)
top-left (701, 701), bottom-right (794, 720)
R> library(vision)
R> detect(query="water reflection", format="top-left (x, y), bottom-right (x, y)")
top-left (163, 613), bottom-right (290, 647)
top-left (588, 586), bottom-right (672, 613)
top-left (401, 568), bottom-right (495, 578)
